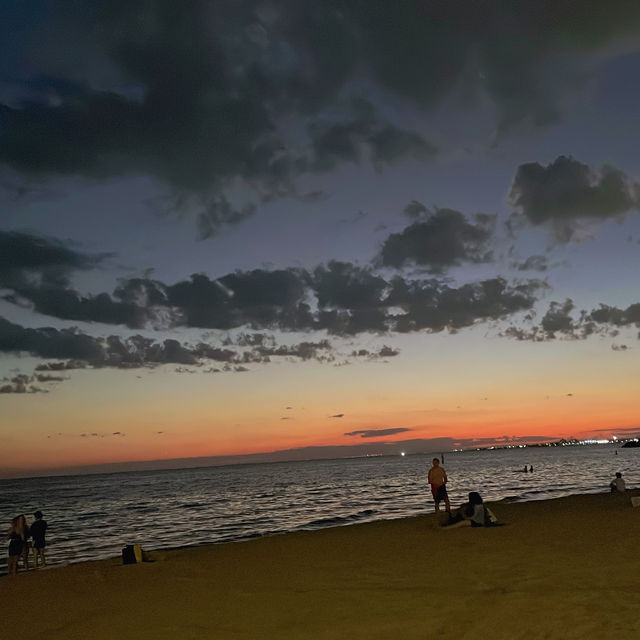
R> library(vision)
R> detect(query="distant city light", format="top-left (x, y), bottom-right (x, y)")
top-left (471, 435), bottom-right (640, 452)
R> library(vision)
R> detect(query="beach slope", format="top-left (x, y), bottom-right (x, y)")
top-left (2, 493), bottom-right (639, 640)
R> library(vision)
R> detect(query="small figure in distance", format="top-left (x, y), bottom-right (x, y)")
top-left (31, 511), bottom-right (48, 568)
top-left (428, 457), bottom-right (451, 513)
top-left (529, 465), bottom-right (534, 473)
top-left (6, 515), bottom-right (26, 576)
top-left (522, 465), bottom-right (528, 472)
top-left (610, 472), bottom-right (626, 493)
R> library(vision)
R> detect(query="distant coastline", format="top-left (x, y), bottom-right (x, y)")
top-left (2, 432), bottom-right (639, 480)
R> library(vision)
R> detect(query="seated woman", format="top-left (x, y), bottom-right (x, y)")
top-left (442, 492), bottom-right (499, 527)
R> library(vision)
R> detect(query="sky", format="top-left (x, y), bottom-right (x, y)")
top-left (1, 1), bottom-right (640, 477)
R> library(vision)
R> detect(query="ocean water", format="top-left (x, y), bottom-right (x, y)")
top-left (1, 445), bottom-right (636, 573)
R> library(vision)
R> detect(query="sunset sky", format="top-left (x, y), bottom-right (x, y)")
top-left (1, 1), bottom-right (640, 477)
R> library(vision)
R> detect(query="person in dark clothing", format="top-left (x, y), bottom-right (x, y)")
top-left (31, 511), bottom-right (48, 568)
top-left (6, 515), bottom-right (26, 576)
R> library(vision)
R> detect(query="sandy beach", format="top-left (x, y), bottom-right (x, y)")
top-left (3, 491), bottom-right (640, 640)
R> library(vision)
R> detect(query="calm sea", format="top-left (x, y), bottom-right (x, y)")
top-left (1, 445), bottom-right (636, 573)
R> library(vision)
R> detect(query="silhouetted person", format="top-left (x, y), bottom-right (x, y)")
top-left (31, 511), bottom-right (48, 568)
top-left (529, 465), bottom-right (534, 473)
top-left (6, 515), bottom-right (26, 576)
top-left (610, 472), bottom-right (626, 493)
top-left (428, 458), bottom-right (450, 513)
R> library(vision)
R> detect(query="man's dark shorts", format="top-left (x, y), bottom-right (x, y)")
top-left (432, 484), bottom-right (448, 502)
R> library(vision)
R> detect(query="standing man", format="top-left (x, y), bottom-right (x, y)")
top-left (31, 510), bottom-right (48, 568)
top-left (428, 458), bottom-right (451, 512)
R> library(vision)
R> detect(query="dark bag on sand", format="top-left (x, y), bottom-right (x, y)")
top-left (122, 545), bottom-right (136, 565)
top-left (122, 543), bottom-right (144, 564)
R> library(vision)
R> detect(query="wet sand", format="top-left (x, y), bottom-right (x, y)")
top-left (3, 492), bottom-right (639, 639)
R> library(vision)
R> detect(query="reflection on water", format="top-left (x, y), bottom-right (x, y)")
top-left (0, 445), bottom-right (635, 572)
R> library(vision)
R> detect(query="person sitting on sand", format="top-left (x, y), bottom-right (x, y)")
top-left (30, 511), bottom-right (48, 568)
top-left (6, 515), bottom-right (26, 576)
top-left (610, 472), bottom-right (626, 493)
top-left (442, 492), bottom-right (500, 528)
top-left (428, 458), bottom-right (450, 513)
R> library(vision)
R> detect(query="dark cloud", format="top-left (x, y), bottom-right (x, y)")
top-left (352, 1), bottom-right (640, 132)
top-left (509, 156), bottom-right (640, 241)
top-left (329, 414), bottom-right (344, 418)
top-left (197, 197), bottom-right (258, 240)
top-left (315, 307), bottom-right (388, 336)
top-left (0, 316), bottom-right (373, 381)
top-left (4, 286), bottom-right (151, 329)
top-left (350, 346), bottom-right (400, 360)
top-left (588, 303), bottom-right (640, 328)
top-left (379, 209), bottom-right (495, 271)
top-left (253, 340), bottom-right (334, 362)
top-left (0, 231), bottom-right (146, 327)
top-left (308, 99), bottom-right (436, 172)
top-left (541, 299), bottom-right (578, 336)
top-left (166, 269), bottom-right (307, 329)
top-left (3, 3), bottom-right (638, 233)
top-left (312, 261), bottom-right (387, 309)
top-left (388, 277), bottom-right (544, 333)
top-left (234, 333), bottom-right (276, 348)
top-left (0, 230), bottom-right (111, 293)
top-left (344, 428), bottom-right (411, 438)
top-left (403, 200), bottom-right (428, 219)
top-left (0, 231), bottom-right (106, 277)
top-left (0, 316), bottom-right (208, 367)
top-left (513, 255), bottom-right (549, 272)
top-left (0, 373), bottom-right (48, 394)
top-left (505, 297), bottom-right (640, 343)
top-left (35, 360), bottom-right (86, 371)
top-left (4, 252), bottom-right (545, 338)
top-left (503, 299), bottom-right (598, 341)
top-left (35, 373), bottom-right (66, 382)
top-left (0, 4), bottom-right (434, 235)
top-left (113, 277), bottom-right (168, 307)
top-left (0, 316), bottom-right (106, 362)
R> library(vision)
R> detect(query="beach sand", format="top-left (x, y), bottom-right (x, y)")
top-left (3, 492), bottom-right (640, 639)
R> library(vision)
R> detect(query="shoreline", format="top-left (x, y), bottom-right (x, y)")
top-left (1, 486), bottom-right (635, 574)
top-left (3, 490), bottom-right (640, 639)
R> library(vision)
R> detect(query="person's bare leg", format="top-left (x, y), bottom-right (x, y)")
top-left (8, 556), bottom-right (17, 576)
top-left (434, 500), bottom-right (440, 512)
top-left (40, 548), bottom-right (46, 567)
top-left (444, 496), bottom-right (451, 512)
top-left (442, 519), bottom-right (471, 529)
